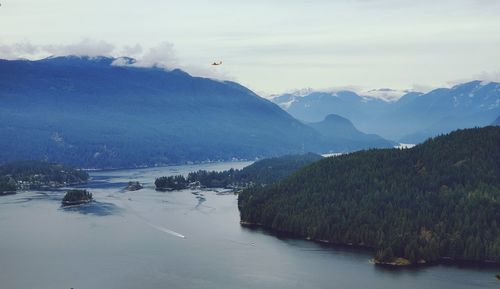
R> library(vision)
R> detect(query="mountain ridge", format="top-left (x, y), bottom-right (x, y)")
top-left (272, 81), bottom-right (500, 142)
top-left (309, 114), bottom-right (395, 151)
top-left (0, 56), bottom-right (324, 168)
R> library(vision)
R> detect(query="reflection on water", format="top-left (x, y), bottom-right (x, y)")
top-left (192, 192), bottom-right (207, 209)
top-left (60, 201), bottom-right (123, 216)
top-left (0, 190), bottom-right (64, 205)
top-left (0, 161), bottom-right (499, 289)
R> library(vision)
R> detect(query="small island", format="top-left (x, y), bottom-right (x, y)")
top-left (61, 189), bottom-right (93, 206)
top-left (125, 181), bottom-right (143, 191)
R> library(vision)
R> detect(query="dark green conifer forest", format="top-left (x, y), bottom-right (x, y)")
top-left (155, 153), bottom-right (322, 190)
top-left (0, 161), bottom-right (89, 191)
top-left (239, 127), bottom-right (500, 264)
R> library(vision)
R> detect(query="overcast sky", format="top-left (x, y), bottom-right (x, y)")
top-left (1, 0), bottom-right (500, 95)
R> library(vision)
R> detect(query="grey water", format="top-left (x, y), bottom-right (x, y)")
top-left (0, 161), bottom-right (498, 289)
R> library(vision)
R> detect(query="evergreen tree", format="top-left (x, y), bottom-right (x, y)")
top-left (239, 127), bottom-right (500, 264)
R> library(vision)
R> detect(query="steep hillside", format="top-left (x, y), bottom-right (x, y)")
top-left (0, 56), bottom-right (324, 168)
top-left (239, 126), bottom-right (500, 265)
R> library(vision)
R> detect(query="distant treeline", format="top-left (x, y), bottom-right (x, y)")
top-left (0, 161), bottom-right (89, 192)
top-left (155, 153), bottom-right (323, 191)
top-left (239, 127), bottom-right (500, 265)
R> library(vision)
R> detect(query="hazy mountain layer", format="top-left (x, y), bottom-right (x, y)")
top-left (309, 114), bottom-right (395, 151)
top-left (0, 56), bottom-right (324, 168)
top-left (273, 81), bottom-right (500, 142)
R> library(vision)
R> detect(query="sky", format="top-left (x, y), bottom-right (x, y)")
top-left (1, 0), bottom-right (500, 96)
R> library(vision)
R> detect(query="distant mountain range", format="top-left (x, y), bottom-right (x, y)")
top-left (272, 81), bottom-right (500, 142)
top-left (309, 114), bottom-right (395, 151)
top-left (4, 55), bottom-right (489, 167)
top-left (0, 56), bottom-right (392, 168)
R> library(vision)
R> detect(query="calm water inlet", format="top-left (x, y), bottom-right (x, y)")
top-left (0, 162), bottom-right (498, 289)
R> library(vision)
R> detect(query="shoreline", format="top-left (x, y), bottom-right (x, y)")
top-left (61, 199), bottom-right (93, 207)
top-left (81, 159), bottom-right (254, 172)
top-left (0, 191), bottom-right (16, 196)
top-left (240, 221), bottom-right (500, 268)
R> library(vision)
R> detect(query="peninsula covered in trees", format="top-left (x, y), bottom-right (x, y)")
top-left (239, 127), bottom-right (500, 266)
top-left (155, 153), bottom-right (323, 191)
top-left (0, 161), bottom-right (89, 193)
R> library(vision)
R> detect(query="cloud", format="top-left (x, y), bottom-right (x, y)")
top-left (0, 42), bottom-right (40, 59)
top-left (351, 0), bottom-right (500, 9)
top-left (446, 70), bottom-right (500, 87)
top-left (111, 42), bottom-right (179, 69)
top-left (0, 39), bottom-right (116, 59)
top-left (43, 39), bottom-right (116, 57)
top-left (269, 84), bottom-right (431, 102)
top-left (364, 88), bottom-right (409, 101)
top-left (111, 42), bottom-right (232, 80)
top-left (409, 83), bottom-right (437, 94)
top-left (121, 43), bottom-right (143, 56)
top-left (0, 39), bottom-right (230, 81)
top-left (474, 70), bottom-right (500, 83)
top-left (132, 42), bottom-right (179, 69)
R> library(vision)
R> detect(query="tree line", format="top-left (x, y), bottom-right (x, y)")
top-left (239, 127), bottom-right (500, 265)
top-left (0, 160), bottom-right (89, 192)
top-left (155, 153), bottom-right (323, 191)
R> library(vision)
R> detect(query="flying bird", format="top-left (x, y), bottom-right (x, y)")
top-left (211, 61), bottom-right (222, 66)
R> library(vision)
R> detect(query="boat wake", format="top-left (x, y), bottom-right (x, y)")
top-left (142, 220), bottom-right (186, 239)
top-left (111, 194), bottom-right (186, 239)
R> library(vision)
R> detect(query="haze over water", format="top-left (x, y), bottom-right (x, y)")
top-left (0, 161), bottom-right (498, 289)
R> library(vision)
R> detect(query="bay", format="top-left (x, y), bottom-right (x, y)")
top-left (0, 161), bottom-right (498, 289)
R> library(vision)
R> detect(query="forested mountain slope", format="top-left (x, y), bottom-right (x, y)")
top-left (0, 56), bottom-right (323, 168)
top-left (239, 126), bottom-right (500, 265)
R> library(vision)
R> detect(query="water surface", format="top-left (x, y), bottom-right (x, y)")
top-left (1, 161), bottom-right (498, 289)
